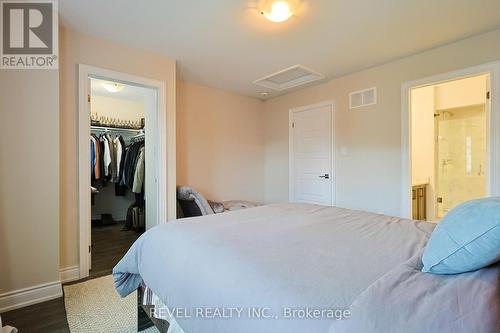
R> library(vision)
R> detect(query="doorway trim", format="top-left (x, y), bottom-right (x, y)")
top-left (401, 61), bottom-right (500, 219)
top-left (77, 64), bottom-right (168, 279)
top-left (289, 100), bottom-right (336, 206)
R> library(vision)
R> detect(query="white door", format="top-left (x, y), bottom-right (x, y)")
top-left (144, 88), bottom-right (159, 229)
top-left (87, 77), bottom-right (92, 271)
top-left (291, 104), bottom-right (334, 205)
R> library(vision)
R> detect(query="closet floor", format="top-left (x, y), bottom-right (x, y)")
top-left (90, 221), bottom-right (143, 279)
top-left (1, 222), bottom-right (142, 332)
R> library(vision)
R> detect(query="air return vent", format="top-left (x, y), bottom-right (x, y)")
top-left (253, 65), bottom-right (325, 91)
top-left (349, 87), bottom-right (377, 109)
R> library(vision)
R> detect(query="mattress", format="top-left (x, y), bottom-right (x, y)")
top-left (114, 203), bottom-right (436, 333)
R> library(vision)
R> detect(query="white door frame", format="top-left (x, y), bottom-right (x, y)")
top-left (401, 61), bottom-right (500, 219)
top-left (289, 100), bottom-right (336, 206)
top-left (77, 64), bottom-right (169, 279)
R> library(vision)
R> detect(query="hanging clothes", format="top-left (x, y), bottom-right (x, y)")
top-left (90, 134), bottom-right (102, 180)
top-left (90, 139), bottom-right (95, 178)
top-left (123, 141), bottom-right (144, 189)
top-left (132, 146), bottom-right (145, 193)
top-left (99, 137), bottom-right (105, 182)
top-left (114, 135), bottom-right (128, 196)
top-left (101, 135), bottom-right (112, 178)
top-left (110, 137), bottom-right (117, 181)
top-left (91, 131), bottom-right (145, 198)
top-left (93, 134), bottom-right (101, 180)
top-left (111, 136), bottom-right (126, 183)
top-left (113, 137), bottom-right (122, 182)
top-left (118, 136), bottom-right (126, 180)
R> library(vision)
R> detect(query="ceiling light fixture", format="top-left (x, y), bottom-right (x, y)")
top-left (260, 0), bottom-right (296, 23)
top-left (102, 82), bottom-right (124, 93)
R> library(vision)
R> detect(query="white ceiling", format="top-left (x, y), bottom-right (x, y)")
top-left (60, 0), bottom-right (500, 99)
top-left (90, 78), bottom-right (151, 101)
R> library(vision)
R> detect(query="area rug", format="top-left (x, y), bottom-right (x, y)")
top-left (64, 275), bottom-right (159, 333)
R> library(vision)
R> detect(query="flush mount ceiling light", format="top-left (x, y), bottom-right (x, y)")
top-left (102, 82), bottom-right (124, 93)
top-left (260, 0), bottom-right (296, 23)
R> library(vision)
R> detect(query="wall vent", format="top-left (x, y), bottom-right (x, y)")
top-left (253, 65), bottom-right (325, 91)
top-left (349, 87), bottom-right (377, 109)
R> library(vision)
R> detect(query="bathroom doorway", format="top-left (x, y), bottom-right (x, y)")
top-left (409, 74), bottom-right (490, 221)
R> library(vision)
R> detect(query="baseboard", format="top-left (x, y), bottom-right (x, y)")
top-left (60, 265), bottom-right (80, 284)
top-left (0, 281), bottom-right (62, 313)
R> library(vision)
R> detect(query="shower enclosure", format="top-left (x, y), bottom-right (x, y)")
top-left (435, 104), bottom-right (487, 218)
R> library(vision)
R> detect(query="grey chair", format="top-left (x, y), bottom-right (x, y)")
top-left (176, 186), bottom-right (224, 218)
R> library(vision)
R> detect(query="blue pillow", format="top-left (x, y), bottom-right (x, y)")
top-left (422, 197), bottom-right (500, 274)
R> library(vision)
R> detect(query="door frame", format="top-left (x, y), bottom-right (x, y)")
top-left (401, 61), bottom-right (500, 219)
top-left (77, 64), bottom-right (169, 279)
top-left (289, 100), bottom-right (336, 206)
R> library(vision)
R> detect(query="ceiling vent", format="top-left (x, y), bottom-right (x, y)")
top-left (349, 87), bottom-right (377, 109)
top-left (253, 65), bottom-right (325, 91)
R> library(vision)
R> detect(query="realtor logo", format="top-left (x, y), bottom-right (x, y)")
top-left (1, 0), bottom-right (58, 69)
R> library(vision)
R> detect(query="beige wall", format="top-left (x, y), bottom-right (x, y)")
top-left (435, 75), bottom-right (488, 110)
top-left (59, 27), bottom-right (176, 270)
top-left (177, 81), bottom-right (265, 202)
top-left (263, 28), bottom-right (500, 217)
top-left (0, 71), bottom-right (60, 294)
top-left (411, 85), bottom-right (436, 219)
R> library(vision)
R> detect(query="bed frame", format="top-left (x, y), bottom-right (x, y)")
top-left (137, 286), bottom-right (170, 333)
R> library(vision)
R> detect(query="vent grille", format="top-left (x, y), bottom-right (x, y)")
top-left (349, 87), bottom-right (377, 109)
top-left (254, 65), bottom-right (325, 91)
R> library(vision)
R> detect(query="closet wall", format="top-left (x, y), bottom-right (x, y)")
top-left (92, 95), bottom-right (145, 123)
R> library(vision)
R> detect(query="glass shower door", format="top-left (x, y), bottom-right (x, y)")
top-left (435, 105), bottom-right (487, 218)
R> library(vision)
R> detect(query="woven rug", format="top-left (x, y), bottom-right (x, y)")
top-left (64, 275), bottom-right (159, 333)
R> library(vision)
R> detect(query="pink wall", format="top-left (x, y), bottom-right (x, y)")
top-left (177, 81), bottom-right (265, 202)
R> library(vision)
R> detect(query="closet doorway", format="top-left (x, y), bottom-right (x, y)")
top-left (78, 65), bottom-right (167, 279)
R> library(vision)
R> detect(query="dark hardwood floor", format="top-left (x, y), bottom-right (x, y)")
top-left (1, 222), bottom-right (142, 332)
top-left (1, 298), bottom-right (69, 333)
top-left (89, 221), bottom-right (142, 279)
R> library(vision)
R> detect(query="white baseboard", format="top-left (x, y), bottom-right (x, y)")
top-left (60, 265), bottom-right (80, 284)
top-left (0, 281), bottom-right (62, 313)
top-left (0, 265), bottom-right (81, 313)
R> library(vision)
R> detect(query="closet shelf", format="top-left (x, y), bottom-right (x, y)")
top-left (91, 125), bottom-right (143, 134)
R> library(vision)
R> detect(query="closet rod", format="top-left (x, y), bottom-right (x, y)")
top-left (90, 126), bottom-right (142, 134)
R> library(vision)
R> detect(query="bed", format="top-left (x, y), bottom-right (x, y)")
top-left (113, 203), bottom-right (499, 333)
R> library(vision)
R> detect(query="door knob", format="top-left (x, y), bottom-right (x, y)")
top-left (319, 174), bottom-right (330, 179)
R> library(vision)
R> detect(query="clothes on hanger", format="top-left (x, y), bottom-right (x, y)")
top-left (132, 146), bottom-right (145, 193)
top-left (90, 139), bottom-right (95, 179)
top-left (122, 140), bottom-right (144, 190)
top-left (93, 134), bottom-right (101, 179)
top-left (90, 133), bottom-right (145, 196)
